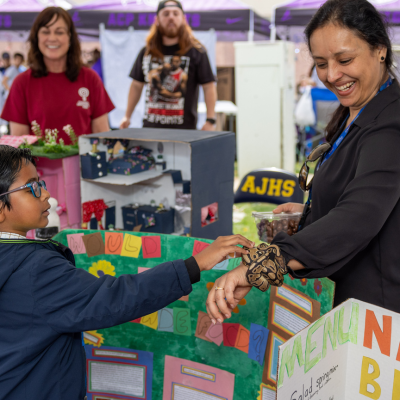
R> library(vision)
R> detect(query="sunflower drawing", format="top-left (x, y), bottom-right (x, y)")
top-left (89, 260), bottom-right (116, 278)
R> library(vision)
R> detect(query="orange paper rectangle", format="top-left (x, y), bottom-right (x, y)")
top-left (234, 325), bottom-right (250, 353)
top-left (105, 232), bottom-right (123, 255)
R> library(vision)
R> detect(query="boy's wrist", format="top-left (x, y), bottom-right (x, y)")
top-left (184, 256), bottom-right (200, 284)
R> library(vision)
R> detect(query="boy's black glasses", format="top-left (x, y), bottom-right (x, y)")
top-left (0, 180), bottom-right (47, 199)
top-left (298, 143), bottom-right (331, 192)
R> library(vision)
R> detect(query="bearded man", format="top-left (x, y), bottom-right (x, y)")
top-left (120, 0), bottom-right (217, 130)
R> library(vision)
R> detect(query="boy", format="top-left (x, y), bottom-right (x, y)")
top-left (0, 146), bottom-right (252, 399)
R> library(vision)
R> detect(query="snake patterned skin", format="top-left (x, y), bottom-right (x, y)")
top-left (242, 244), bottom-right (288, 292)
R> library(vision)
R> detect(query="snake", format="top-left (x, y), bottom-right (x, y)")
top-left (242, 243), bottom-right (288, 292)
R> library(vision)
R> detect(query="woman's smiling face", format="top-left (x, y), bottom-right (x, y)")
top-left (310, 23), bottom-right (387, 111)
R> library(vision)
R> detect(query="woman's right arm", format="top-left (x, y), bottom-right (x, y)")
top-left (9, 122), bottom-right (30, 136)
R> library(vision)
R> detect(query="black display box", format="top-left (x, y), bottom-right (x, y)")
top-left (122, 204), bottom-right (175, 234)
top-left (80, 152), bottom-right (108, 179)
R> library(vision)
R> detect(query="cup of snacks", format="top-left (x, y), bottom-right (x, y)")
top-left (252, 212), bottom-right (302, 243)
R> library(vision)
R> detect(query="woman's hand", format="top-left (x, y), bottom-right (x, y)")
top-left (273, 203), bottom-right (305, 214)
top-left (194, 235), bottom-right (254, 272)
top-left (206, 264), bottom-right (253, 324)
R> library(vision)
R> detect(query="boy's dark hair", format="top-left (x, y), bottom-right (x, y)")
top-left (14, 53), bottom-right (24, 61)
top-left (0, 146), bottom-right (36, 211)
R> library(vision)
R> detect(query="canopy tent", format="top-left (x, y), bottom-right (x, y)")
top-left (70, 0), bottom-right (270, 40)
top-left (272, 0), bottom-right (400, 41)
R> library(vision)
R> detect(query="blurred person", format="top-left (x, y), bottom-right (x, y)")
top-left (91, 48), bottom-right (103, 82)
top-left (1, 7), bottom-right (114, 144)
top-left (0, 52), bottom-right (10, 74)
top-left (120, 0), bottom-right (217, 131)
top-left (2, 53), bottom-right (25, 96)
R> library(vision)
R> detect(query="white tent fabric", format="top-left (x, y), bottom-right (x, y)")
top-left (100, 27), bottom-right (217, 129)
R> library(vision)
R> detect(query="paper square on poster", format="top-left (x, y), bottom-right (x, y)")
top-left (67, 233), bottom-right (85, 254)
top-left (213, 259), bottom-right (229, 270)
top-left (173, 308), bottom-right (191, 336)
top-left (138, 267), bottom-right (150, 274)
top-left (179, 295), bottom-right (189, 301)
top-left (205, 322), bottom-right (223, 346)
top-left (82, 232), bottom-right (105, 257)
top-left (248, 323), bottom-right (269, 365)
top-left (163, 356), bottom-right (235, 400)
top-left (158, 308), bottom-right (174, 332)
top-left (195, 311), bottom-right (212, 342)
top-left (223, 323), bottom-right (240, 347)
top-left (142, 236), bottom-right (161, 258)
top-left (105, 232), bottom-right (123, 255)
top-left (120, 234), bottom-right (141, 258)
top-left (140, 311), bottom-right (158, 330)
top-left (234, 325), bottom-right (250, 354)
top-left (192, 240), bottom-right (210, 256)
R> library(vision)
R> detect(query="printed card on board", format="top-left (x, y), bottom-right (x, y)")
top-left (234, 325), bottom-right (250, 354)
top-left (162, 355), bottom-right (235, 400)
top-left (205, 322), bottom-right (223, 346)
top-left (85, 345), bottom-right (153, 400)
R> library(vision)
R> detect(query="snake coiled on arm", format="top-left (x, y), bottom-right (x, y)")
top-left (242, 244), bottom-right (289, 292)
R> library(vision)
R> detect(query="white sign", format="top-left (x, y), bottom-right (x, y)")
top-left (277, 298), bottom-right (400, 400)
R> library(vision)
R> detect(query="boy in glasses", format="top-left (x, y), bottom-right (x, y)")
top-left (0, 146), bottom-right (253, 399)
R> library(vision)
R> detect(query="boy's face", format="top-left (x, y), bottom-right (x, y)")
top-left (0, 161), bottom-right (51, 236)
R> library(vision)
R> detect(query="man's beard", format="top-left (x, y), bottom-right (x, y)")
top-left (159, 23), bottom-right (183, 39)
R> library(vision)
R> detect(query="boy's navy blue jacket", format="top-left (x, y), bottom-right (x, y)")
top-left (0, 238), bottom-right (194, 399)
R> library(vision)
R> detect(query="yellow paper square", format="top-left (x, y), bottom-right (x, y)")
top-left (140, 311), bottom-right (158, 330)
top-left (120, 234), bottom-right (142, 258)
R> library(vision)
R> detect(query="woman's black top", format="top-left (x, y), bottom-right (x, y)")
top-left (273, 81), bottom-right (400, 313)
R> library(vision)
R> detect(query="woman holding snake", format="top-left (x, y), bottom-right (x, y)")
top-left (207, 0), bottom-right (400, 322)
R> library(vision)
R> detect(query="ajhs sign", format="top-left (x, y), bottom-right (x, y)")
top-left (277, 299), bottom-right (400, 400)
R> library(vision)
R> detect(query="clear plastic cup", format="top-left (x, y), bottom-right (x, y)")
top-left (252, 212), bottom-right (302, 243)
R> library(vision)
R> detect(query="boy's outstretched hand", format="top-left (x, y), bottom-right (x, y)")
top-left (193, 234), bottom-right (254, 272)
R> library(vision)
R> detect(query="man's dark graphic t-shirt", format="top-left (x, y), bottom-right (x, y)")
top-left (130, 44), bottom-right (215, 129)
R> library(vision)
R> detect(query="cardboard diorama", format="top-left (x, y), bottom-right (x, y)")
top-left (79, 128), bottom-right (236, 240)
top-left (54, 229), bottom-right (335, 399)
top-left (277, 298), bottom-right (400, 400)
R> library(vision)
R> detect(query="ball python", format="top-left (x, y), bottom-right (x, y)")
top-left (242, 243), bottom-right (288, 292)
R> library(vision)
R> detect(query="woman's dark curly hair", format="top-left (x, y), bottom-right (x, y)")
top-left (28, 7), bottom-right (82, 82)
top-left (305, 0), bottom-right (394, 142)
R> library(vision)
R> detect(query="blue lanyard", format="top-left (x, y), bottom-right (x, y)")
top-left (305, 77), bottom-right (392, 207)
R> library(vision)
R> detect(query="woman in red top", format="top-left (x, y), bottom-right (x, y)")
top-left (1, 7), bottom-right (114, 145)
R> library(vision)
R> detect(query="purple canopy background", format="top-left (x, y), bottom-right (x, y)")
top-left (275, 0), bottom-right (400, 26)
top-left (74, 0), bottom-right (248, 11)
top-left (0, 0), bottom-right (270, 36)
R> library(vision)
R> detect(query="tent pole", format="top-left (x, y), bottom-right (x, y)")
top-left (248, 9), bottom-right (254, 41)
top-left (270, 5), bottom-right (276, 42)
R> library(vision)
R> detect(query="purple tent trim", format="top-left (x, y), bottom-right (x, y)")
top-left (274, 0), bottom-right (400, 27)
top-left (73, 0), bottom-right (249, 12)
top-left (0, 0), bottom-right (72, 12)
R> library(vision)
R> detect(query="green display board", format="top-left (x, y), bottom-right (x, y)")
top-left (53, 229), bottom-right (335, 399)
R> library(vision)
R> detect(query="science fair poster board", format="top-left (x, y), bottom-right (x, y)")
top-left (277, 298), bottom-right (400, 400)
top-left (53, 229), bottom-right (335, 399)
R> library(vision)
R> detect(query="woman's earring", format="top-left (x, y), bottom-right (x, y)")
top-left (381, 56), bottom-right (385, 61)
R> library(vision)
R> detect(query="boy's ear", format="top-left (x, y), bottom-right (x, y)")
top-left (0, 205), bottom-right (6, 224)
